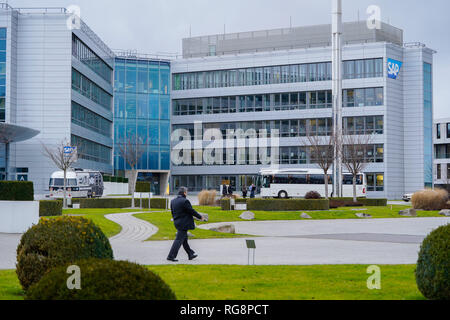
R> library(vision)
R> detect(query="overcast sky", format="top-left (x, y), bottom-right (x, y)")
top-left (7, 0), bottom-right (450, 118)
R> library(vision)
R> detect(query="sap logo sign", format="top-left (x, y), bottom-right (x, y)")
top-left (387, 58), bottom-right (403, 79)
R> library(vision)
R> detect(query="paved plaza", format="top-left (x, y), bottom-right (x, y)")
top-left (1, 214), bottom-right (448, 269)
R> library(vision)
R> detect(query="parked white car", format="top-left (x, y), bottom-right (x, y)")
top-left (402, 193), bottom-right (413, 202)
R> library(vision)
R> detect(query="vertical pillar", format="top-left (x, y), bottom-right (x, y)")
top-left (332, 0), bottom-right (343, 197)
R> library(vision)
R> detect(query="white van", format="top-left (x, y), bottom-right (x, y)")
top-left (48, 169), bottom-right (104, 199)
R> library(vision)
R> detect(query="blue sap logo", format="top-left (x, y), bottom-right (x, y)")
top-left (387, 58), bottom-right (403, 79)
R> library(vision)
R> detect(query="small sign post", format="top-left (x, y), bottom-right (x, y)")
top-left (246, 240), bottom-right (256, 265)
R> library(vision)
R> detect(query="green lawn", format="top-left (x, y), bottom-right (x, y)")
top-left (0, 265), bottom-right (424, 300)
top-left (135, 204), bottom-right (441, 241)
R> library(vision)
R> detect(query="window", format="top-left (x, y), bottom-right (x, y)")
top-left (72, 69), bottom-right (112, 110)
top-left (437, 164), bottom-right (441, 180)
top-left (367, 173), bottom-right (384, 191)
top-left (436, 124), bottom-right (441, 139)
top-left (447, 123), bottom-right (450, 139)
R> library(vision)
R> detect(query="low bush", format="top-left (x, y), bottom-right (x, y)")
top-left (39, 200), bottom-right (63, 217)
top-left (247, 199), bottom-right (329, 211)
top-left (305, 191), bottom-right (321, 199)
top-left (415, 224), bottom-right (450, 300)
top-left (16, 216), bottom-right (113, 291)
top-left (198, 190), bottom-right (217, 206)
top-left (26, 259), bottom-right (176, 300)
top-left (0, 181), bottom-right (34, 201)
top-left (412, 189), bottom-right (448, 211)
top-left (102, 175), bottom-right (111, 182)
top-left (329, 198), bottom-right (387, 208)
top-left (78, 197), bottom-right (168, 209)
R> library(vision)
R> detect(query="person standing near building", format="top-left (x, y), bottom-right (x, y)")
top-left (250, 184), bottom-right (256, 198)
top-left (167, 187), bottom-right (205, 262)
top-left (222, 183), bottom-right (227, 198)
top-left (242, 185), bottom-right (248, 199)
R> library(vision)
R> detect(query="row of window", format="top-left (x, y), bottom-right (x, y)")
top-left (173, 58), bottom-right (383, 91)
top-left (114, 59), bottom-right (170, 95)
top-left (71, 135), bottom-right (112, 164)
top-left (71, 101), bottom-right (112, 138)
top-left (72, 35), bottom-right (113, 84)
top-left (434, 144), bottom-right (450, 159)
top-left (173, 116), bottom-right (384, 140)
top-left (435, 123), bottom-right (450, 140)
top-left (172, 144), bottom-right (384, 166)
top-left (172, 87), bottom-right (384, 116)
top-left (264, 174), bottom-right (364, 186)
top-left (436, 163), bottom-right (450, 180)
top-left (72, 69), bottom-right (112, 111)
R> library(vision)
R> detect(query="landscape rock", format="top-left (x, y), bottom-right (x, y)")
top-left (239, 211), bottom-right (255, 220)
top-left (300, 213), bottom-right (312, 219)
top-left (399, 208), bottom-right (417, 217)
top-left (439, 209), bottom-right (450, 217)
top-left (210, 224), bottom-right (236, 234)
top-left (355, 213), bottom-right (372, 218)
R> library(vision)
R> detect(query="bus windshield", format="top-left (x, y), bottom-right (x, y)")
top-left (49, 178), bottom-right (77, 187)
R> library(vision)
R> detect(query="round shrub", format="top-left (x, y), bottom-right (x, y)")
top-left (26, 259), bottom-right (176, 300)
top-left (305, 191), bottom-right (321, 199)
top-left (415, 224), bottom-right (450, 300)
top-left (16, 216), bottom-right (113, 291)
top-left (412, 189), bottom-right (448, 211)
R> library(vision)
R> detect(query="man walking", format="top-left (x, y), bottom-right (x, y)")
top-left (167, 187), bottom-right (205, 262)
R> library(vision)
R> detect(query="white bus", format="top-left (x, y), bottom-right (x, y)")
top-left (260, 168), bottom-right (366, 198)
top-left (48, 169), bottom-right (104, 199)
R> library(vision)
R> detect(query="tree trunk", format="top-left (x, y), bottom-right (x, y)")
top-left (63, 169), bottom-right (67, 209)
top-left (130, 169), bottom-right (136, 208)
top-left (324, 172), bottom-right (329, 200)
top-left (353, 175), bottom-right (357, 203)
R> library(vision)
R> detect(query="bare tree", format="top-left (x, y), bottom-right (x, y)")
top-left (307, 133), bottom-right (337, 199)
top-left (117, 134), bottom-right (144, 209)
top-left (340, 133), bottom-right (374, 203)
top-left (42, 139), bottom-right (78, 209)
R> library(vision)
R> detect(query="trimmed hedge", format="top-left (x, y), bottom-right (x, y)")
top-left (26, 259), bottom-right (176, 300)
top-left (0, 181), bottom-right (34, 201)
top-left (247, 198), bottom-right (329, 211)
top-left (220, 198), bottom-right (248, 210)
top-left (330, 197), bottom-right (387, 207)
top-left (78, 197), bottom-right (168, 209)
top-left (39, 200), bottom-right (63, 217)
top-left (135, 181), bottom-right (151, 193)
top-left (16, 216), bottom-right (113, 291)
top-left (103, 175), bottom-right (111, 182)
top-left (416, 224), bottom-right (450, 300)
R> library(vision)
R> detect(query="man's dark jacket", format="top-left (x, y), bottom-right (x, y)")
top-left (170, 195), bottom-right (202, 230)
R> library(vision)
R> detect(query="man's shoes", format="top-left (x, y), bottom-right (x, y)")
top-left (167, 258), bottom-right (178, 262)
top-left (189, 254), bottom-right (198, 261)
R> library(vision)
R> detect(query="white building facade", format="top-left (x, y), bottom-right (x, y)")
top-left (433, 118), bottom-right (450, 190)
top-left (0, 4), bottom-right (114, 194)
top-left (170, 22), bottom-right (435, 199)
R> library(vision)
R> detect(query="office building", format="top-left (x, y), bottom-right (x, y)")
top-left (433, 118), bottom-right (450, 190)
top-left (170, 21), bottom-right (435, 199)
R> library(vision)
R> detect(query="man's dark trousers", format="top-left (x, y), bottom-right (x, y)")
top-left (168, 229), bottom-right (194, 259)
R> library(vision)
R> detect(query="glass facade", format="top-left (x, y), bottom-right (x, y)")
top-left (72, 35), bottom-right (113, 84)
top-left (173, 87), bottom-right (383, 116)
top-left (71, 101), bottom-right (112, 137)
top-left (424, 63), bottom-right (433, 188)
top-left (0, 28), bottom-right (6, 122)
top-left (72, 68), bottom-right (112, 110)
top-left (114, 58), bottom-right (170, 173)
top-left (71, 135), bottom-right (111, 164)
top-left (173, 58), bottom-right (382, 91)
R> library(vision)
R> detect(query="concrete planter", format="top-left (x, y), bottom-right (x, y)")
top-left (0, 201), bottom-right (40, 233)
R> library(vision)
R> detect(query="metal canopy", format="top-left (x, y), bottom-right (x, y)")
top-left (0, 123), bottom-right (40, 144)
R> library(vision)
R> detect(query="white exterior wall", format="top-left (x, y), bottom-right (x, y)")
top-left (0, 7), bottom-right (114, 195)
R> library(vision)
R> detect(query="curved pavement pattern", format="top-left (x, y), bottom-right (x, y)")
top-left (105, 212), bottom-right (158, 243)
